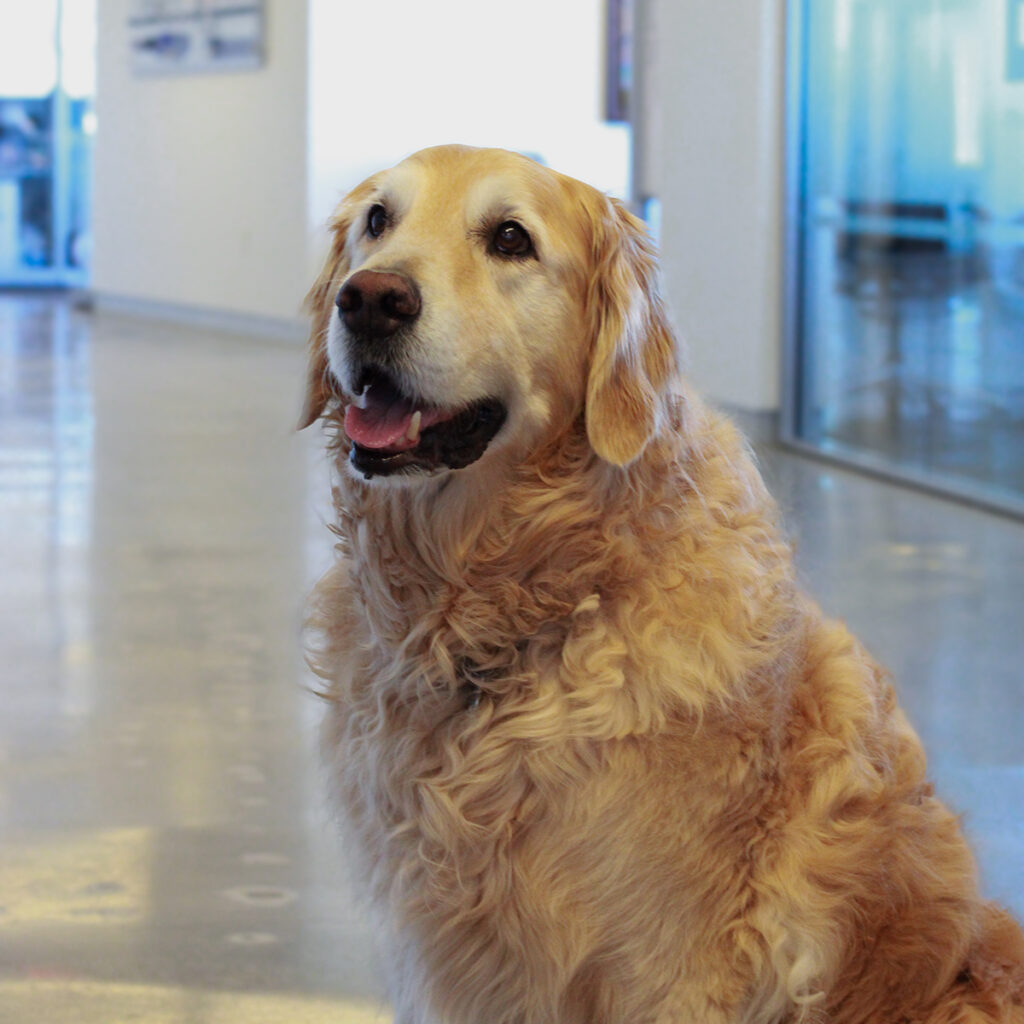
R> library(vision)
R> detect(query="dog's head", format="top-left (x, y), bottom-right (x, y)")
top-left (300, 145), bottom-right (679, 481)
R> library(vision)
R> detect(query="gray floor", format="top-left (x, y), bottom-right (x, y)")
top-left (0, 293), bottom-right (1021, 1023)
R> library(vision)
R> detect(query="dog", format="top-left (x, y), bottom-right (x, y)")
top-left (299, 145), bottom-right (1024, 1024)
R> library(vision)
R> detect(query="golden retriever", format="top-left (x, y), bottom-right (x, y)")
top-left (299, 145), bottom-right (1024, 1024)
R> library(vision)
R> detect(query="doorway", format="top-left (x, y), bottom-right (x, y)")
top-left (0, 0), bottom-right (95, 286)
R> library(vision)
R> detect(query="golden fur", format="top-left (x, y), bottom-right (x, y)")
top-left (301, 145), bottom-right (1024, 1024)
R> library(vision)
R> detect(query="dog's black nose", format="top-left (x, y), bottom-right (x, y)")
top-left (336, 270), bottom-right (421, 338)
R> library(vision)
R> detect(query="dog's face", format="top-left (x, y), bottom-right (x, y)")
top-left (301, 145), bottom-right (678, 482)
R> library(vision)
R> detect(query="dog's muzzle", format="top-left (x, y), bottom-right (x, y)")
top-left (336, 270), bottom-right (421, 340)
top-left (334, 271), bottom-right (506, 480)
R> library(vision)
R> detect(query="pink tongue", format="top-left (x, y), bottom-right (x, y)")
top-left (344, 387), bottom-right (451, 451)
top-left (345, 394), bottom-right (417, 450)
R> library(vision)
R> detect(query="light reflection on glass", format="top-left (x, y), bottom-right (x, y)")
top-left (793, 0), bottom-right (1024, 509)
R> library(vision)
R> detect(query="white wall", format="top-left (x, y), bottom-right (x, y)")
top-left (92, 0), bottom-right (627, 330)
top-left (641, 0), bottom-right (786, 414)
top-left (92, 0), bottom-right (310, 325)
top-left (307, 0), bottom-right (629, 245)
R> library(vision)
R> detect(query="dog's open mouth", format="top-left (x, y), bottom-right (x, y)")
top-left (343, 367), bottom-right (507, 478)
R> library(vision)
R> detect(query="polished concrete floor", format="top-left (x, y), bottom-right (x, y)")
top-left (0, 292), bottom-right (1021, 1023)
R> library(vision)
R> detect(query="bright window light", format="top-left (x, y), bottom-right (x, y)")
top-left (0, 0), bottom-right (95, 98)
top-left (61, 0), bottom-right (98, 99)
top-left (0, 1), bottom-right (59, 96)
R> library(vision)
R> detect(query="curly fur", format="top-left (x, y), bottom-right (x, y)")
top-left (301, 145), bottom-right (1024, 1024)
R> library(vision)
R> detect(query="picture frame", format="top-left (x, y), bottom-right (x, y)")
top-left (129, 0), bottom-right (264, 76)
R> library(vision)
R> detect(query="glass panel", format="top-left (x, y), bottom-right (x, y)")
top-left (62, 0), bottom-right (98, 275)
top-left (0, 1), bottom-right (60, 275)
top-left (0, 95), bottom-right (56, 271)
top-left (794, 0), bottom-right (1024, 509)
top-left (0, 0), bottom-right (94, 283)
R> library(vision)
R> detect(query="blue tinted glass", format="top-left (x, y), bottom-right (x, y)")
top-left (0, 1), bottom-right (93, 283)
top-left (793, 0), bottom-right (1024, 510)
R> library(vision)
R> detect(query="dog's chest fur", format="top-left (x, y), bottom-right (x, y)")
top-left (320, 567), bottom-right (779, 1024)
top-left (312, 424), bottom-right (805, 1023)
top-left (303, 144), bottom-right (1024, 1024)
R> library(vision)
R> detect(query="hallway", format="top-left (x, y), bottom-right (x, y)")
top-left (1, 293), bottom-right (1021, 1022)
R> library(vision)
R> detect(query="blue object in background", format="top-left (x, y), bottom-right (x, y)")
top-left (787, 0), bottom-right (1024, 514)
top-left (1009, 0), bottom-right (1024, 80)
top-left (0, 0), bottom-right (94, 286)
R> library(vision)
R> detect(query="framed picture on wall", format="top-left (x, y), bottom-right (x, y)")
top-left (129, 0), bottom-right (264, 75)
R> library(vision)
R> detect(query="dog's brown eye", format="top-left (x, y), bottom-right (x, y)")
top-left (493, 221), bottom-right (533, 258)
top-left (367, 204), bottom-right (388, 238)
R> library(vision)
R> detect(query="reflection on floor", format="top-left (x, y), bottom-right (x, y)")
top-left (803, 245), bottom-right (1024, 506)
top-left (1, 293), bottom-right (1021, 1022)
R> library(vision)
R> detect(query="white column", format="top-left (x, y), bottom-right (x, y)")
top-left (635, 0), bottom-right (787, 417)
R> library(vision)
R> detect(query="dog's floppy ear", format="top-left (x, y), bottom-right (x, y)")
top-left (584, 198), bottom-right (679, 466)
top-left (297, 240), bottom-right (342, 430)
top-left (297, 183), bottom-right (374, 430)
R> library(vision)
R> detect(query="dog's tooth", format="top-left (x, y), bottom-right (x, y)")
top-left (406, 410), bottom-right (422, 444)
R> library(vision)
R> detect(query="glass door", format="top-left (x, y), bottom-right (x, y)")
top-left (786, 0), bottom-right (1024, 513)
top-left (0, 0), bottom-right (95, 286)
